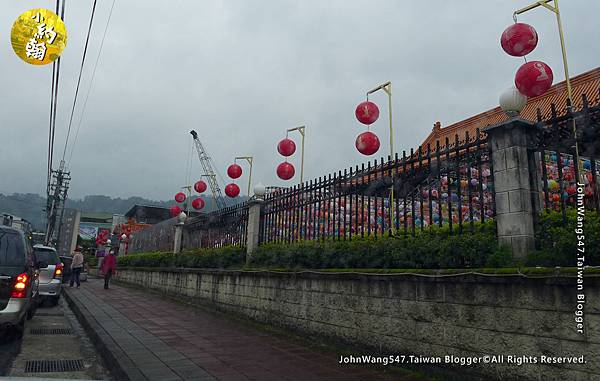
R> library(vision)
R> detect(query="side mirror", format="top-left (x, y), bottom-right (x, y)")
top-left (37, 261), bottom-right (48, 269)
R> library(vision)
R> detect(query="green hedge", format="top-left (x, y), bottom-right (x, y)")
top-left (118, 246), bottom-right (245, 269)
top-left (249, 220), bottom-right (511, 269)
top-left (526, 209), bottom-right (600, 267)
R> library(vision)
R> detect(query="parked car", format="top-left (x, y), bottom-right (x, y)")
top-left (59, 255), bottom-right (88, 284)
top-left (0, 226), bottom-right (42, 337)
top-left (33, 245), bottom-right (62, 305)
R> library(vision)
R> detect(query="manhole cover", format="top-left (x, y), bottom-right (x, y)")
top-left (25, 359), bottom-right (84, 373)
top-left (30, 328), bottom-right (72, 335)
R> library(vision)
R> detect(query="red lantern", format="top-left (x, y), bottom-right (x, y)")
top-left (515, 61), bottom-right (553, 97)
top-left (276, 162), bottom-right (295, 180)
top-left (355, 131), bottom-right (380, 156)
top-left (191, 197), bottom-right (205, 210)
top-left (169, 205), bottom-right (182, 217)
top-left (225, 183), bottom-right (240, 198)
top-left (500, 23), bottom-right (538, 57)
top-left (227, 163), bottom-right (243, 179)
top-left (277, 138), bottom-right (296, 157)
top-left (355, 101), bottom-right (380, 125)
top-left (175, 192), bottom-right (186, 203)
top-left (194, 180), bottom-right (207, 193)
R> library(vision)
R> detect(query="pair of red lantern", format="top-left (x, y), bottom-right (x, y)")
top-left (276, 138), bottom-right (296, 180)
top-left (355, 101), bottom-right (380, 156)
top-left (225, 163), bottom-right (242, 198)
top-left (500, 22), bottom-right (553, 97)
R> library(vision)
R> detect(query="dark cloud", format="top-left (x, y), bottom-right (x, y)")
top-left (1, 0), bottom-right (598, 200)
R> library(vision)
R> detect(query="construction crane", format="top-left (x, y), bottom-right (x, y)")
top-left (190, 130), bottom-right (227, 210)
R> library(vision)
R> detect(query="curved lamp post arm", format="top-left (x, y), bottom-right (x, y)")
top-left (235, 156), bottom-right (254, 196)
top-left (287, 126), bottom-right (306, 184)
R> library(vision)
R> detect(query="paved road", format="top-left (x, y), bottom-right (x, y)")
top-left (0, 294), bottom-right (110, 379)
top-left (66, 278), bottom-right (424, 381)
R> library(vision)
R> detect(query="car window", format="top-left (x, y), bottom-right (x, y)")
top-left (0, 230), bottom-right (26, 267)
top-left (34, 248), bottom-right (60, 265)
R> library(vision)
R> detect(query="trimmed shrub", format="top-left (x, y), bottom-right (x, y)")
top-left (118, 246), bottom-right (245, 269)
top-left (526, 209), bottom-right (600, 267)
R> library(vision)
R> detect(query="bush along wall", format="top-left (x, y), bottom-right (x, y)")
top-left (249, 220), bottom-right (513, 269)
top-left (118, 246), bottom-right (246, 269)
top-left (527, 209), bottom-right (600, 267)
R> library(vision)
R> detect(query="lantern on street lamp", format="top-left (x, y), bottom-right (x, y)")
top-left (253, 182), bottom-right (266, 199)
top-left (499, 86), bottom-right (527, 117)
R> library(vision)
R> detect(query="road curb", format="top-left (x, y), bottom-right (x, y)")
top-left (63, 288), bottom-right (146, 381)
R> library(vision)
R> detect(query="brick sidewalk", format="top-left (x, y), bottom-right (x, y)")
top-left (65, 278), bottom-right (418, 381)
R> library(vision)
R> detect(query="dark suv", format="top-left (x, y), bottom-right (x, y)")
top-left (0, 226), bottom-right (41, 337)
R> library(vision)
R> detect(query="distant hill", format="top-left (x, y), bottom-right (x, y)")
top-left (0, 193), bottom-right (236, 231)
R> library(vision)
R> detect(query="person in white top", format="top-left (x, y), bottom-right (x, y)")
top-left (70, 247), bottom-right (84, 288)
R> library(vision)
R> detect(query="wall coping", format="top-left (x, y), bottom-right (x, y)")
top-left (116, 266), bottom-right (600, 286)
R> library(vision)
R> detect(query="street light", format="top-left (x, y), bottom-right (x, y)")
top-left (499, 86), bottom-right (527, 117)
top-left (365, 81), bottom-right (395, 235)
top-left (254, 182), bottom-right (266, 199)
top-left (286, 126), bottom-right (306, 183)
top-left (513, 0), bottom-right (582, 181)
top-left (235, 156), bottom-right (254, 196)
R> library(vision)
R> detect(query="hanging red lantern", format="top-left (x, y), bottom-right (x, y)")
top-left (174, 192), bottom-right (186, 203)
top-left (500, 23), bottom-right (538, 57)
top-left (169, 205), bottom-right (182, 217)
top-left (515, 61), bottom-right (553, 97)
top-left (355, 101), bottom-right (380, 125)
top-left (227, 163), bottom-right (243, 179)
top-left (194, 180), bottom-right (207, 193)
top-left (277, 138), bottom-right (296, 157)
top-left (355, 131), bottom-right (380, 156)
top-left (276, 162), bottom-right (295, 180)
top-left (191, 197), bottom-right (205, 210)
top-left (225, 183), bottom-right (240, 198)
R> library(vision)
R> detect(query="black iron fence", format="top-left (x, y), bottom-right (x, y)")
top-left (261, 129), bottom-right (494, 243)
top-left (185, 202), bottom-right (249, 248)
top-left (529, 92), bottom-right (600, 219)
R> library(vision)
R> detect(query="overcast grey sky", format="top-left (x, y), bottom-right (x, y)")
top-left (1, 0), bottom-right (599, 200)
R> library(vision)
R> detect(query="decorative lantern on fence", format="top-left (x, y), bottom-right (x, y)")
top-left (227, 163), bottom-right (243, 179)
top-left (192, 197), bottom-right (205, 210)
top-left (194, 180), bottom-right (207, 193)
top-left (277, 138), bottom-right (296, 157)
top-left (355, 101), bottom-right (380, 125)
top-left (500, 23), bottom-right (538, 57)
top-left (170, 205), bottom-right (182, 217)
top-left (174, 192), bottom-right (186, 203)
top-left (355, 131), bottom-right (380, 156)
top-left (277, 162), bottom-right (295, 180)
top-left (515, 61), bottom-right (553, 97)
top-left (225, 183), bottom-right (240, 198)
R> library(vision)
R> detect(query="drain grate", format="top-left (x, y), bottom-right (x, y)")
top-left (30, 328), bottom-right (72, 335)
top-left (25, 359), bottom-right (84, 373)
top-left (36, 311), bottom-right (64, 316)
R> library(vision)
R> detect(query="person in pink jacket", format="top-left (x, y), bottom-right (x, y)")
top-left (100, 249), bottom-right (117, 289)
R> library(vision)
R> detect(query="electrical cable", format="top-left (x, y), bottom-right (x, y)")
top-left (61, 0), bottom-right (98, 162)
top-left (67, 0), bottom-right (116, 166)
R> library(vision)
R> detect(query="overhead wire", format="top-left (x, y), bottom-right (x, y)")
top-left (47, 0), bottom-right (64, 193)
top-left (67, 0), bottom-right (116, 166)
top-left (61, 0), bottom-right (98, 162)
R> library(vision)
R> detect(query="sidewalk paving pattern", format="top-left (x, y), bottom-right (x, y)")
top-left (65, 279), bottom-right (411, 381)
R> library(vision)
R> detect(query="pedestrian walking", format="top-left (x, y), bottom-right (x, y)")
top-left (70, 247), bottom-right (84, 288)
top-left (101, 249), bottom-right (117, 290)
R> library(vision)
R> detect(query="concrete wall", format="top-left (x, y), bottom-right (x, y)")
top-left (113, 268), bottom-right (599, 381)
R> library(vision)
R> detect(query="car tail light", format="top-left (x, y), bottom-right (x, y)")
top-left (11, 273), bottom-right (29, 298)
top-left (54, 263), bottom-right (64, 278)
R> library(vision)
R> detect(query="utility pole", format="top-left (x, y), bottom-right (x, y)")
top-left (45, 160), bottom-right (71, 246)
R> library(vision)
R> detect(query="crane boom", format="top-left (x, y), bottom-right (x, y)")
top-left (190, 130), bottom-right (227, 210)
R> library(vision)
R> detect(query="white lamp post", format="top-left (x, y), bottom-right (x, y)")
top-left (253, 182), bottom-right (266, 199)
top-left (499, 86), bottom-right (527, 117)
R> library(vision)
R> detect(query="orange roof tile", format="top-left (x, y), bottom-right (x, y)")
top-left (422, 67), bottom-right (600, 148)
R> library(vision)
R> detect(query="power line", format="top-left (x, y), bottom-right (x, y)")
top-left (67, 0), bottom-right (116, 166)
top-left (61, 0), bottom-right (98, 162)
